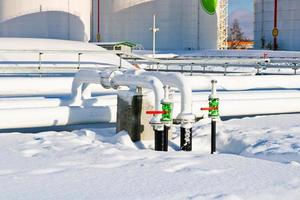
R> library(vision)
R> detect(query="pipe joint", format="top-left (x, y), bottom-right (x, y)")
top-left (101, 69), bottom-right (123, 89)
top-left (177, 113), bottom-right (196, 126)
top-left (70, 69), bottom-right (102, 105)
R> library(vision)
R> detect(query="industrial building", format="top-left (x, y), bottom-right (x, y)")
top-left (0, 0), bottom-right (228, 50)
top-left (254, 0), bottom-right (300, 51)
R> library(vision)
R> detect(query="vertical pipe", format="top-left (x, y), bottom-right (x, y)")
top-left (180, 125), bottom-right (192, 151)
top-left (155, 128), bottom-right (167, 151)
top-left (131, 95), bottom-right (142, 142)
top-left (97, 0), bottom-right (100, 42)
top-left (211, 119), bottom-right (217, 154)
top-left (273, 0), bottom-right (278, 50)
top-left (197, 0), bottom-right (200, 50)
top-left (163, 126), bottom-right (169, 151)
top-left (261, 0), bottom-right (265, 48)
top-left (68, 0), bottom-right (70, 40)
top-left (153, 14), bottom-right (156, 58)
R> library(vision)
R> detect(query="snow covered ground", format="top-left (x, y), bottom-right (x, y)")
top-left (0, 114), bottom-right (300, 199)
top-left (1, 43), bottom-right (300, 199)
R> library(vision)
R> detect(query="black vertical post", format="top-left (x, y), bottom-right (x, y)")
top-left (155, 127), bottom-right (168, 151)
top-left (211, 119), bottom-right (216, 154)
top-left (163, 125), bottom-right (169, 151)
top-left (131, 95), bottom-right (143, 142)
top-left (154, 130), bottom-right (163, 151)
top-left (180, 126), bottom-right (192, 151)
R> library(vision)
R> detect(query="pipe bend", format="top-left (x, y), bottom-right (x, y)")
top-left (112, 74), bottom-right (164, 111)
top-left (135, 70), bottom-right (193, 119)
top-left (71, 69), bottom-right (102, 105)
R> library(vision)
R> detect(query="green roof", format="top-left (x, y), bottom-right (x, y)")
top-left (116, 41), bottom-right (137, 48)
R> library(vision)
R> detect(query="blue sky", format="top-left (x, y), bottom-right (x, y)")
top-left (229, 0), bottom-right (254, 39)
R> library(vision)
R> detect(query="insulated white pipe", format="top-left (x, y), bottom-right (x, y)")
top-left (187, 75), bottom-right (300, 91)
top-left (219, 98), bottom-right (300, 117)
top-left (134, 70), bottom-right (193, 120)
top-left (0, 106), bottom-right (116, 130)
top-left (1, 90), bottom-right (300, 110)
top-left (111, 74), bottom-right (164, 112)
top-left (0, 96), bottom-right (117, 109)
top-left (0, 77), bottom-right (115, 97)
top-left (70, 69), bottom-right (102, 104)
top-left (173, 98), bottom-right (300, 118)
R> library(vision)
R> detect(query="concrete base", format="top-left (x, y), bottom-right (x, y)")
top-left (117, 91), bottom-right (155, 141)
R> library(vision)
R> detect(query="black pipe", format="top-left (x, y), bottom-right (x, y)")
top-left (163, 125), bottom-right (169, 151)
top-left (154, 126), bottom-right (168, 151)
top-left (180, 126), bottom-right (192, 151)
top-left (211, 119), bottom-right (216, 154)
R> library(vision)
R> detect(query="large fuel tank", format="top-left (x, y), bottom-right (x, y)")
top-left (0, 0), bottom-right (92, 42)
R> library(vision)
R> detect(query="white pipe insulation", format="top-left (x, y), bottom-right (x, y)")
top-left (187, 75), bottom-right (300, 91)
top-left (2, 90), bottom-right (300, 110)
top-left (172, 97), bottom-right (300, 118)
top-left (0, 69), bottom-right (118, 129)
top-left (134, 70), bottom-right (194, 121)
top-left (0, 106), bottom-right (116, 130)
top-left (111, 73), bottom-right (164, 112)
top-left (0, 96), bottom-right (117, 110)
top-left (1, 75), bottom-right (299, 97)
top-left (0, 77), bottom-right (116, 97)
top-left (70, 69), bottom-right (102, 105)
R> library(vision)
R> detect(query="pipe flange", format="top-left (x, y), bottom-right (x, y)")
top-left (176, 113), bottom-right (196, 124)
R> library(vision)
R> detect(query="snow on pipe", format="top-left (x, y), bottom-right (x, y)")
top-left (2, 97), bottom-right (298, 130)
top-left (128, 69), bottom-right (195, 151)
top-left (109, 72), bottom-right (164, 124)
top-left (1, 75), bottom-right (300, 97)
top-left (133, 70), bottom-right (194, 121)
top-left (0, 77), bottom-right (115, 97)
top-left (170, 98), bottom-right (300, 119)
top-left (187, 75), bottom-right (300, 91)
top-left (0, 95), bottom-right (117, 110)
top-left (2, 91), bottom-right (300, 110)
top-left (0, 106), bottom-right (116, 130)
top-left (70, 69), bottom-right (102, 105)
top-left (3, 95), bottom-right (300, 123)
top-left (0, 69), bottom-right (116, 129)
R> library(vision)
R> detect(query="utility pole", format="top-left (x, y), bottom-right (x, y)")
top-left (150, 14), bottom-right (159, 58)
top-left (273, 0), bottom-right (278, 50)
top-left (97, 0), bottom-right (101, 42)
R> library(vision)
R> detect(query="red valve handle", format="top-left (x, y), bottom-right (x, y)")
top-left (201, 107), bottom-right (218, 111)
top-left (146, 111), bottom-right (167, 115)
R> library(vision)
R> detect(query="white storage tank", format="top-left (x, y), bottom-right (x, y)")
top-left (92, 0), bottom-right (218, 50)
top-left (254, 0), bottom-right (300, 51)
top-left (0, 0), bottom-right (92, 42)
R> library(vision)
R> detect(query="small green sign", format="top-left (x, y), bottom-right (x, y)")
top-left (201, 0), bottom-right (218, 15)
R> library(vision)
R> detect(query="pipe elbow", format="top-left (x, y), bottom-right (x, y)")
top-left (71, 70), bottom-right (102, 105)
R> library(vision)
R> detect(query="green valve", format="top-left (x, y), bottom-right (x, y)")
top-left (161, 102), bottom-right (173, 123)
top-left (209, 98), bottom-right (219, 118)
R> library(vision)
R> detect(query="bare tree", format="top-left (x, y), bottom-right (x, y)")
top-left (228, 19), bottom-right (248, 49)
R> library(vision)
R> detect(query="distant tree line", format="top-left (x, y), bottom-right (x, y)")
top-left (227, 19), bottom-right (252, 49)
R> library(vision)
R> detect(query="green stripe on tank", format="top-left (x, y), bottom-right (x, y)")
top-left (201, 0), bottom-right (218, 15)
